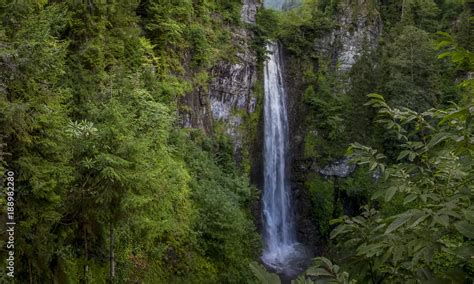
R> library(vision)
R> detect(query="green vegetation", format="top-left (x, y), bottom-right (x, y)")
top-left (250, 257), bottom-right (356, 283)
top-left (0, 1), bottom-right (259, 283)
top-left (332, 71), bottom-right (473, 281)
top-left (1, 0), bottom-right (473, 283)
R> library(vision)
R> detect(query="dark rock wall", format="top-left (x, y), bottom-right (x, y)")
top-left (181, 0), bottom-right (260, 160)
top-left (282, 47), bottom-right (320, 253)
top-left (316, 0), bottom-right (383, 72)
top-left (282, 1), bottom-right (383, 252)
top-left (179, 0), bottom-right (265, 235)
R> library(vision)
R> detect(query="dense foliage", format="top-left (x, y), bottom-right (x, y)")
top-left (0, 1), bottom-right (260, 283)
top-left (329, 32), bottom-right (473, 283)
top-left (1, 0), bottom-right (472, 283)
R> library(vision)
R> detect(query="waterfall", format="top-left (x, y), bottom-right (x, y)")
top-left (262, 42), bottom-right (297, 269)
top-left (263, 0), bottom-right (300, 10)
top-left (260, 1), bottom-right (310, 276)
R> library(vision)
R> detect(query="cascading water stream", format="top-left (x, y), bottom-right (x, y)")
top-left (262, 42), bottom-right (297, 270)
top-left (261, 1), bottom-right (309, 276)
top-left (263, 0), bottom-right (300, 10)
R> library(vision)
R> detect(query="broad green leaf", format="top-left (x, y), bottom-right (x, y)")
top-left (397, 150), bottom-right (411, 161)
top-left (367, 93), bottom-right (385, 101)
top-left (314, 257), bottom-right (334, 269)
top-left (438, 51), bottom-right (451, 60)
top-left (427, 132), bottom-right (451, 148)
top-left (249, 262), bottom-right (281, 284)
top-left (442, 210), bottom-right (462, 219)
top-left (385, 186), bottom-right (397, 202)
top-left (434, 215), bottom-right (449, 228)
top-left (439, 108), bottom-right (468, 125)
top-left (385, 214), bottom-right (411, 234)
top-left (330, 224), bottom-right (349, 239)
top-left (305, 267), bottom-right (334, 277)
top-left (436, 40), bottom-right (452, 49)
top-left (455, 244), bottom-right (474, 260)
top-left (463, 210), bottom-right (474, 223)
top-left (377, 246), bottom-right (393, 269)
top-left (372, 188), bottom-right (385, 200)
top-left (356, 243), bottom-right (385, 257)
top-left (409, 214), bottom-right (429, 228)
top-left (404, 193), bottom-right (417, 205)
top-left (370, 162), bottom-right (378, 171)
top-left (454, 221), bottom-right (474, 239)
top-left (370, 223), bottom-right (386, 234)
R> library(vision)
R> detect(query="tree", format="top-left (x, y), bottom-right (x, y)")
top-left (401, 0), bottom-right (440, 31)
top-left (382, 25), bottom-right (441, 112)
top-left (1, 1), bottom-right (260, 282)
top-left (347, 44), bottom-right (380, 143)
top-left (0, 3), bottom-right (74, 282)
top-left (332, 88), bottom-right (473, 282)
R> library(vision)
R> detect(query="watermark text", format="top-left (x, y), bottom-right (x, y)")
top-left (5, 171), bottom-right (15, 278)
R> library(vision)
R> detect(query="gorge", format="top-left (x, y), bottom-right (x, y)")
top-left (1, 0), bottom-right (472, 283)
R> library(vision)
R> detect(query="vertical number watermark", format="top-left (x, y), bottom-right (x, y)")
top-left (4, 171), bottom-right (15, 278)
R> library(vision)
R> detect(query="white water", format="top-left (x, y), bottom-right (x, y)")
top-left (262, 42), bottom-right (299, 270)
top-left (263, 0), bottom-right (300, 10)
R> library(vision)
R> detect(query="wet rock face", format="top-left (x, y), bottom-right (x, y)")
top-left (281, 49), bottom-right (319, 253)
top-left (319, 158), bottom-right (356, 178)
top-left (181, 87), bottom-right (213, 133)
top-left (316, 1), bottom-right (383, 71)
top-left (241, 0), bottom-right (259, 24)
top-left (207, 0), bottom-right (260, 156)
top-left (181, 0), bottom-right (260, 158)
top-left (208, 25), bottom-right (258, 153)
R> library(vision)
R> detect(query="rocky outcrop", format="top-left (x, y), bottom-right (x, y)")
top-left (181, 87), bottom-right (213, 134)
top-left (207, 0), bottom-right (260, 156)
top-left (241, 0), bottom-right (259, 24)
top-left (316, 1), bottom-right (382, 71)
top-left (181, 0), bottom-right (260, 158)
top-left (319, 158), bottom-right (356, 178)
top-left (208, 26), bottom-right (258, 154)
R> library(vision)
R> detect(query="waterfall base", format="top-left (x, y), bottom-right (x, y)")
top-left (262, 242), bottom-right (312, 278)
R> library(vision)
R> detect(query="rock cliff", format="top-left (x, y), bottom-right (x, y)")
top-left (316, 1), bottom-right (382, 71)
top-left (181, 0), bottom-right (260, 160)
top-left (283, 0), bottom-right (383, 251)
